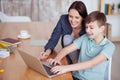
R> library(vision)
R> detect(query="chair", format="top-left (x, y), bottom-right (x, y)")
top-left (104, 23), bottom-right (113, 80)
top-left (104, 58), bottom-right (112, 80)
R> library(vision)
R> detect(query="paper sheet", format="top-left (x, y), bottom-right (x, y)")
top-left (30, 40), bottom-right (48, 46)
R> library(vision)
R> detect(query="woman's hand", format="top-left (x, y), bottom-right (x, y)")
top-left (50, 65), bottom-right (69, 75)
top-left (39, 49), bottom-right (51, 61)
top-left (39, 51), bottom-right (50, 61)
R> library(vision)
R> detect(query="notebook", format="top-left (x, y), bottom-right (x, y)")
top-left (18, 49), bottom-right (60, 78)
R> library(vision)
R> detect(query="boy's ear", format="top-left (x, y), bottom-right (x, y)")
top-left (100, 25), bottom-right (105, 32)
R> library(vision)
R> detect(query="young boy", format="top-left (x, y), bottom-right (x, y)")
top-left (48, 11), bottom-right (115, 80)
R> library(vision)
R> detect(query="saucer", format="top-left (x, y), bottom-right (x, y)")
top-left (17, 34), bottom-right (31, 39)
top-left (0, 50), bottom-right (10, 58)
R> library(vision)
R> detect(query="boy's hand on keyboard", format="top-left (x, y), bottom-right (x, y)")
top-left (47, 58), bottom-right (61, 66)
top-left (50, 65), bottom-right (69, 75)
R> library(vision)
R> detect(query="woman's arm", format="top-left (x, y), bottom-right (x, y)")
top-left (44, 15), bottom-right (64, 52)
top-left (40, 16), bottom-right (64, 60)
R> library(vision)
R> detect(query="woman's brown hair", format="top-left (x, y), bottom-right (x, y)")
top-left (68, 1), bottom-right (88, 20)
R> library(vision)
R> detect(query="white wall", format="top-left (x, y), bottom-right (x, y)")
top-left (82, 0), bottom-right (99, 14)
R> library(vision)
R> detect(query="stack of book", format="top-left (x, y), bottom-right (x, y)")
top-left (104, 3), bottom-right (112, 15)
top-left (0, 41), bottom-right (13, 53)
top-left (100, 0), bottom-right (113, 15)
top-left (0, 38), bottom-right (21, 53)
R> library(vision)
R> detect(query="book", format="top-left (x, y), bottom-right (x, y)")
top-left (100, 0), bottom-right (112, 15)
top-left (1, 38), bottom-right (21, 46)
top-left (104, 4), bottom-right (108, 15)
top-left (108, 4), bottom-right (112, 15)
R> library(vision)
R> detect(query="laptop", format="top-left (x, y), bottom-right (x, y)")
top-left (18, 49), bottom-right (59, 78)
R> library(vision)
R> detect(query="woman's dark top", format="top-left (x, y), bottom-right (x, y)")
top-left (44, 14), bottom-right (86, 52)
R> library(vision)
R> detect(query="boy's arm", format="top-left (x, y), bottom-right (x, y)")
top-left (48, 43), bottom-right (78, 65)
top-left (55, 43), bottom-right (77, 61)
top-left (67, 53), bottom-right (107, 71)
top-left (50, 53), bottom-right (107, 74)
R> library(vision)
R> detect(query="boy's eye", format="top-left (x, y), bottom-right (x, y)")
top-left (89, 25), bottom-right (94, 29)
top-left (90, 27), bottom-right (93, 29)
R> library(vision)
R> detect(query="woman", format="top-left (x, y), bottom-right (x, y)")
top-left (40, 1), bottom-right (88, 64)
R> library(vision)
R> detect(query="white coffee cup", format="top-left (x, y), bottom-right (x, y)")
top-left (20, 30), bottom-right (29, 37)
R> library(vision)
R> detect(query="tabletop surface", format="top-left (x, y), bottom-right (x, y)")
top-left (0, 23), bottom-right (73, 80)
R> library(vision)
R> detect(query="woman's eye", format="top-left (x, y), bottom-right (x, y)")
top-left (75, 17), bottom-right (79, 19)
top-left (69, 15), bottom-right (72, 18)
top-left (86, 26), bottom-right (88, 29)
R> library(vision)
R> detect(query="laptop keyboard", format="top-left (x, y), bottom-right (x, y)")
top-left (42, 61), bottom-right (51, 67)
top-left (42, 64), bottom-right (56, 76)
